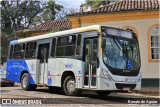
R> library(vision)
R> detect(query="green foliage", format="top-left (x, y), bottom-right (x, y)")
top-left (30, 0), bottom-right (64, 26)
top-left (0, 32), bottom-right (9, 62)
top-left (43, 0), bottom-right (63, 20)
top-left (1, 0), bottom-right (43, 33)
top-left (1, 0), bottom-right (64, 33)
top-left (0, 0), bottom-right (63, 61)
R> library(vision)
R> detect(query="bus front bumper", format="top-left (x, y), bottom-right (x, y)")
top-left (98, 77), bottom-right (141, 91)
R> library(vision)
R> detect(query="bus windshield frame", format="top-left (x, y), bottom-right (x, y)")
top-left (101, 26), bottom-right (141, 76)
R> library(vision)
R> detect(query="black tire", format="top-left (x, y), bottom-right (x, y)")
top-left (96, 91), bottom-right (111, 97)
top-left (63, 76), bottom-right (81, 96)
top-left (21, 73), bottom-right (37, 91)
top-left (10, 82), bottom-right (14, 86)
top-left (48, 86), bottom-right (62, 93)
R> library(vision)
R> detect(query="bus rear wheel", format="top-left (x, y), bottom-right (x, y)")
top-left (21, 73), bottom-right (37, 91)
top-left (63, 76), bottom-right (80, 96)
top-left (96, 91), bottom-right (111, 97)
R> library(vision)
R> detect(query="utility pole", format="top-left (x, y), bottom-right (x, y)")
top-left (78, 4), bottom-right (84, 27)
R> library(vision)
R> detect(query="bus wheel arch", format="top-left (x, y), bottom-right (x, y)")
top-left (61, 71), bottom-right (75, 87)
top-left (20, 70), bottom-right (28, 82)
top-left (20, 70), bottom-right (37, 91)
top-left (61, 71), bottom-right (81, 96)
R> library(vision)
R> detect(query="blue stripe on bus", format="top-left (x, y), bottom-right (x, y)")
top-left (6, 60), bottom-right (35, 84)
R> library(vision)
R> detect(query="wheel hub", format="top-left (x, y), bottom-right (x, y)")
top-left (23, 76), bottom-right (28, 88)
top-left (67, 79), bottom-right (76, 93)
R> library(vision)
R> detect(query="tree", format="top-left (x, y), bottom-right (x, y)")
top-left (31, 0), bottom-right (64, 26)
top-left (44, 0), bottom-right (63, 20)
top-left (1, 0), bottom-right (44, 33)
top-left (0, 0), bottom-right (45, 61)
top-left (0, 32), bottom-right (8, 62)
top-left (84, 0), bottom-right (119, 10)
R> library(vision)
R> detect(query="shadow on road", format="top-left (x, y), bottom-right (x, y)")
top-left (1, 84), bottom-right (19, 87)
top-left (19, 88), bottom-right (159, 104)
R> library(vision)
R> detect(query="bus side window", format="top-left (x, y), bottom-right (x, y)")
top-left (76, 34), bottom-right (81, 55)
top-left (64, 35), bottom-right (76, 56)
top-left (25, 42), bottom-right (37, 59)
top-left (56, 37), bottom-right (65, 56)
top-left (13, 44), bottom-right (25, 59)
top-left (51, 38), bottom-right (56, 57)
top-left (9, 45), bottom-right (14, 59)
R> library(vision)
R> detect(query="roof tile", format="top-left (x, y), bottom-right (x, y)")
top-left (17, 19), bottom-right (71, 34)
top-left (32, 19), bottom-right (71, 31)
top-left (69, 0), bottom-right (159, 16)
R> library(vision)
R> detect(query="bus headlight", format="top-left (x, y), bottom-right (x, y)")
top-left (102, 69), bottom-right (112, 81)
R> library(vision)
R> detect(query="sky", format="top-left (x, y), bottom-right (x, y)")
top-left (55, 0), bottom-right (85, 9)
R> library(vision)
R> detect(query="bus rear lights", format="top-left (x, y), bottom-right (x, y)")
top-left (102, 69), bottom-right (112, 81)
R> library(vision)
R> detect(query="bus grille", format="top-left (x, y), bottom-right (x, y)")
top-left (115, 83), bottom-right (136, 89)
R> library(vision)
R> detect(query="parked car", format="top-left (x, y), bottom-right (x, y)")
top-left (0, 62), bottom-right (14, 86)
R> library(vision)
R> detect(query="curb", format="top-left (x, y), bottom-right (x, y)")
top-left (137, 88), bottom-right (159, 96)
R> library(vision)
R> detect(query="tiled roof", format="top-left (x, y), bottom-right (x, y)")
top-left (30, 19), bottom-right (71, 31)
top-left (17, 19), bottom-right (71, 34)
top-left (69, 0), bottom-right (160, 16)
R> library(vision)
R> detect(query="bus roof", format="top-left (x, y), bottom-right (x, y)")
top-left (10, 25), bottom-right (101, 44)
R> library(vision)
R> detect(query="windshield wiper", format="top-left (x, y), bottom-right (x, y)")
top-left (113, 38), bottom-right (121, 50)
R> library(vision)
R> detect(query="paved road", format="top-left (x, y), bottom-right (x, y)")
top-left (0, 84), bottom-right (159, 107)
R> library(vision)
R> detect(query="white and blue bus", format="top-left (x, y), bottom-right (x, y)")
top-left (6, 25), bottom-right (141, 96)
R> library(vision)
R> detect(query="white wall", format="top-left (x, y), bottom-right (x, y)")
top-left (81, 18), bottom-right (159, 78)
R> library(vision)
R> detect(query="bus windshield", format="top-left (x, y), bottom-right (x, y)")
top-left (102, 34), bottom-right (140, 71)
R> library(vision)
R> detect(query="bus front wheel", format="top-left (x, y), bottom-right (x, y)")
top-left (63, 76), bottom-right (81, 96)
top-left (21, 73), bottom-right (37, 91)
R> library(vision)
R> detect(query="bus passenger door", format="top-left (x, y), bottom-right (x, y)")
top-left (37, 43), bottom-right (50, 84)
top-left (83, 38), bottom-right (98, 88)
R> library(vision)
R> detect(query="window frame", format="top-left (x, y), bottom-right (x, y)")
top-left (8, 45), bottom-right (14, 60)
top-left (122, 26), bottom-right (139, 39)
top-left (148, 24), bottom-right (160, 62)
top-left (55, 34), bottom-right (81, 58)
top-left (76, 34), bottom-right (82, 56)
top-left (64, 35), bottom-right (77, 56)
top-left (56, 36), bottom-right (66, 56)
top-left (25, 41), bottom-right (37, 59)
top-left (51, 38), bottom-right (57, 57)
top-left (12, 43), bottom-right (25, 60)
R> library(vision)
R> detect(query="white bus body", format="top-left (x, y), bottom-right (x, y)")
top-left (6, 25), bottom-right (141, 96)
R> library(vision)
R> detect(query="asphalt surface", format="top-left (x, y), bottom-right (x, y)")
top-left (0, 83), bottom-right (159, 107)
